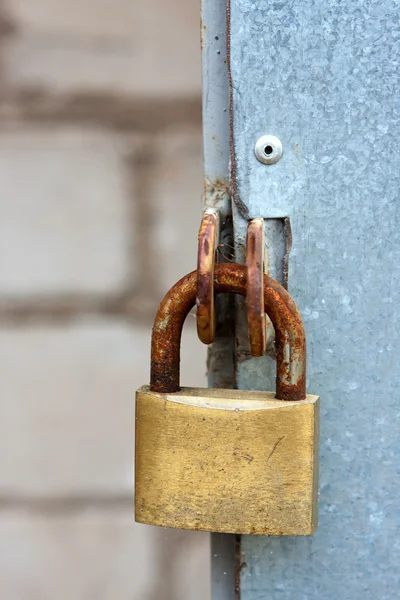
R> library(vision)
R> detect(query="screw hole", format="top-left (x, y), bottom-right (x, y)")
top-left (264, 145), bottom-right (273, 156)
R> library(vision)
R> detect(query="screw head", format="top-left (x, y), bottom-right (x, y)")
top-left (254, 135), bottom-right (283, 165)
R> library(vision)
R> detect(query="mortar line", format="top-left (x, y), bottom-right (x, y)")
top-left (0, 92), bottom-right (202, 132)
top-left (0, 493), bottom-right (134, 516)
top-left (0, 288), bottom-right (163, 322)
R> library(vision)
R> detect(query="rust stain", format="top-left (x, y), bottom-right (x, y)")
top-left (205, 177), bottom-right (230, 196)
top-left (150, 264), bottom-right (306, 400)
top-left (196, 211), bottom-right (219, 345)
top-left (235, 534), bottom-right (244, 600)
top-left (200, 17), bottom-right (207, 50)
top-left (246, 219), bottom-right (266, 357)
top-left (204, 177), bottom-right (231, 214)
top-left (283, 217), bottom-right (292, 290)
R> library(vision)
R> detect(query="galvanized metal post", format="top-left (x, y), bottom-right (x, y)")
top-left (203, 1), bottom-right (400, 599)
top-left (201, 2), bottom-right (237, 598)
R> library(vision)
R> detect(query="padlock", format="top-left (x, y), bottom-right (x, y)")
top-left (135, 263), bottom-right (319, 535)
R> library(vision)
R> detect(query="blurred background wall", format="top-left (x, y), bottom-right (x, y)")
top-left (0, 1), bottom-right (210, 598)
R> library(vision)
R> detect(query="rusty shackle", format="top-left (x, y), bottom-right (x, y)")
top-left (150, 263), bottom-right (306, 401)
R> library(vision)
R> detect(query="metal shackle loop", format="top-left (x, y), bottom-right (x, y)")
top-left (150, 263), bottom-right (306, 401)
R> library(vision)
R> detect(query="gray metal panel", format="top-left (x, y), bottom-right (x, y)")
top-left (230, 0), bottom-right (400, 219)
top-left (229, 1), bottom-right (400, 598)
top-left (202, 0), bottom-right (229, 183)
top-left (202, 2), bottom-right (237, 598)
top-left (202, 0), bottom-right (231, 220)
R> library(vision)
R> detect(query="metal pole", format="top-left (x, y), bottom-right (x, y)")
top-left (201, 1), bottom-right (237, 598)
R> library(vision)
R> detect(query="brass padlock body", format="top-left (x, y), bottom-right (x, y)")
top-left (135, 264), bottom-right (320, 535)
top-left (136, 386), bottom-right (319, 535)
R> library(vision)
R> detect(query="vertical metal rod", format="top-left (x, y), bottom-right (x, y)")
top-left (201, 2), bottom-right (292, 596)
top-left (201, 1), bottom-right (237, 599)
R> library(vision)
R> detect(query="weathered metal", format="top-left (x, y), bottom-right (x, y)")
top-left (201, 1), bottom-right (237, 585)
top-left (150, 263), bottom-right (306, 401)
top-left (201, 0), bottom-right (231, 222)
top-left (228, 0), bottom-right (400, 597)
top-left (135, 385), bottom-right (319, 534)
top-left (197, 209), bottom-right (219, 345)
top-left (137, 263), bottom-right (318, 535)
top-left (245, 218), bottom-right (266, 357)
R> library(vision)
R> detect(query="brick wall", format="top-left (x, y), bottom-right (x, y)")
top-left (0, 2), bottom-right (210, 598)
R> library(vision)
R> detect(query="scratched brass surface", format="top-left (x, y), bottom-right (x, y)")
top-left (135, 386), bottom-right (319, 535)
